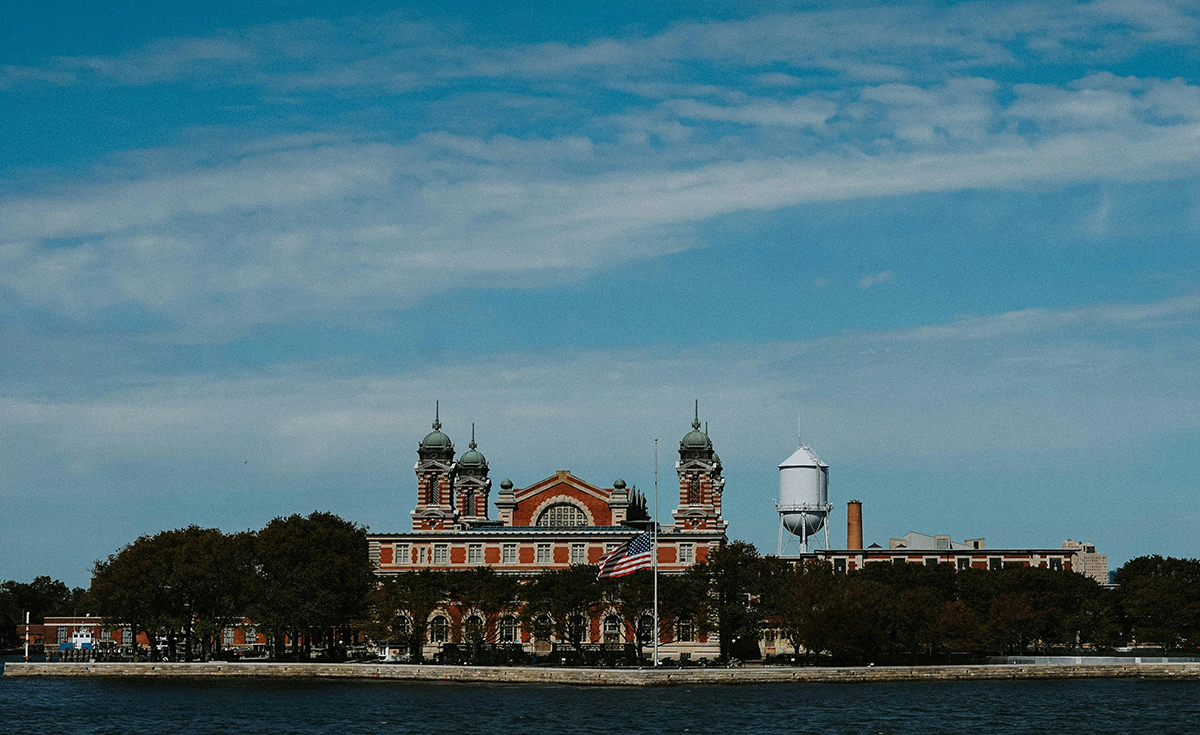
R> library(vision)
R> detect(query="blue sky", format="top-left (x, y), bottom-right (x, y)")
top-left (2, 0), bottom-right (1199, 586)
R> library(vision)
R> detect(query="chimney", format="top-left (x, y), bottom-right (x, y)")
top-left (847, 500), bottom-right (863, 550)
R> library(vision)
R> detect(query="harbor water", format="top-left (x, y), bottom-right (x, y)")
top-left (3, 656), bottom-right (1199, 734)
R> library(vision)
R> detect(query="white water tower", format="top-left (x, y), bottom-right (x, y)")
top-left (776, 437), bottom-right (831, 554)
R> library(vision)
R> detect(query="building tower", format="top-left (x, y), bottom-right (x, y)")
top-left (672, 401), bottom-right (727, 533)
top-left (455, 423), bottom-right (492, 527)
top-left (411, 402), bottom-right (458, 531)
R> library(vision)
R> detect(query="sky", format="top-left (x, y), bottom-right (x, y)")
top-left (2, 0), bottom-right (1199, 587)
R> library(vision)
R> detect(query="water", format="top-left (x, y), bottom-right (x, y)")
top-left (4, 656), bottom-right (1200, 734)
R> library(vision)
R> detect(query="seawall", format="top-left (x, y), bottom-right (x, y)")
top-left (6, 661), bottom-right (1200, 686)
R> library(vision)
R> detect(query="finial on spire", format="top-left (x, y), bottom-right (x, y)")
top-left (797, 412), bottom-right (802, 447)
top-left (433, 400), bottom-right (441, 431)
top-left (692, 399), bottom-right (700, 430)
top-left (470, 422), bottom-right (477, 450)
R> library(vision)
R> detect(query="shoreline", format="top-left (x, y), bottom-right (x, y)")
top-left (5, 661), bottom-right (1200, 686)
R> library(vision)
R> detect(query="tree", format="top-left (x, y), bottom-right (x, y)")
top-left (0, 577), bottom-right (85, 647)
top-left (1116, 555), bottom-right (1200, 652)
top-left (606, 570), bottom-right (658, 660)
top-left (694, 541), bottom-right (769, 661)
top-left (88, 535), bottom-right (174, 660)
top-left (446, 568), bottom-right (520, 660)
top-left (761, 559), bottom-right (836, 663)
top-left (252, 512), bottom-right (374, 660)
top-left (523, 566), bottom-right (603, 653)
top-left (379, 570), bottom-right (448, 663)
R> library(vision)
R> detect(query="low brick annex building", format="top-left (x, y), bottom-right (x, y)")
top-left (366, 404), bottom-right (728, 659)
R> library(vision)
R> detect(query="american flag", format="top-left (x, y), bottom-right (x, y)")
top-left (597, 532), bottom-right (654, 579)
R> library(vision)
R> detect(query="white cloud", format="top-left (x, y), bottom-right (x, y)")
top-left (858, 271), bottom-right (895, 289)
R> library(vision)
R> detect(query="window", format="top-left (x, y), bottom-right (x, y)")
top-left (243, 627), bottom-right (256, 644)
top-left (989, 557), bottom-right (1002, 571)
top-left (688, 476), bottom-right (702, 504)
top-left (463, 489), bottom-right (475, 516)
top-left (430, 615), bottom-right (450, 643)
top-left (936, 538), bottom-right (950, 550)
top-left (223, 627), bottom-right (236, 647)
top-left (679, 543), bottom-right (695, 565)
top-left (433, 544), bottom-right (449, 565)
top-left (603, 615), bottom-right (622, 644)
top-left (833, 558), bottom-right (846, 573)
top-left (395, 543), bottom-right (410, 565)
top-left (499, 617), bottom-right (519, 643)
top-left (57, 626), bottom-right (67, 644)
top-left (957, 558), bottom-right (970, 571)
top-left (677, 619), bottom-right (695, 642)
top-left (468, 544), bottom-right (483, 565)
top-left (637, 615), bottom-right (655, 644)
top-left (925, 558), bottom-right (938, 567)
top-left (893, 557), bottom-right (907, 565)
top-left (463, 615), bottom-right (486, 644)
top-left (536, 503), bottom-right (588, 527)
top-left (122, 627), bottom-right (132, 645)
top-left (1049, 557), bottom-right (1064, 571)
top-left (427, 473), bottom-right (439, 504)
top-left (502, 543), bottom-right (517, 564)
top-left (570, 543), bottom-right (587, 565)
top-left (606, 542), bottom-right (620, 554)
top-left (536, 543), bottom-right (552, 564)
top-left (419, 547), bottom-right (427, 565)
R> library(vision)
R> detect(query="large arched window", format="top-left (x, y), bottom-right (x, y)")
top-left (499, 617), bottom-right (519, 643)
top-left (430, 615), bottom-right (450, 643)
top-left (537, 502), bottom-right (588, 527)
top-left (688, 476), bottom-right (702, 504)
top-left (463, 615), bottom-right (486, 645)
top-left (603, 615), bottom-right (622, 645)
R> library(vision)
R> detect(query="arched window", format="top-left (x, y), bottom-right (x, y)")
top-left (533, 615), bottom-right (554, 641)
top-left (463, 615), bottom-right (486, 645)
top-left (427, 473), bottom-right (439, 504)
top-left (499, 617), bottom-right (519, 643)
top-left (688, 476), bottom-right (702, 504)
top-left (676, 618), bottom-right (695, 643)
top-left (430, 615), bottom-right (450, 643)
top-left (463, 489), bottom-right (475, 516)
top-left (603, 615), bottom-right (622, 645)
top-left (537, 502), bottom-right (588, 527)
top-left (637, 615), bottom-right (655, 645)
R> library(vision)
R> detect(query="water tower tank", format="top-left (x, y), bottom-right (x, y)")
top-left (777, 443), bottom-right (831, 552)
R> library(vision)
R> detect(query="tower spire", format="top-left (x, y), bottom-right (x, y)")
top-left (692, 399), bottom-right (700, 430)
top-left (470, 422), bottom-right (477, 450)
top-left (433, 400), bottom-right (441, 431)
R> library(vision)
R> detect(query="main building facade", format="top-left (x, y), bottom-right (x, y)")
top-left (366, 404), bottom-right (729, 659)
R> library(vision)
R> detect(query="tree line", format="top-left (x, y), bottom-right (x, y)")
top-left (10, 515), bottom-right (1200, 664)
top-left (0, 577), bottom-right (86, 649)
top-left (85, 512), bottom-right (374, 661)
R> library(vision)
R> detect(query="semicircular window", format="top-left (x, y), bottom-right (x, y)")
top-left (537, 502), bottom-right (588, 527)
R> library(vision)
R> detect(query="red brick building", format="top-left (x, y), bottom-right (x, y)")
top-left (366, 404), bottom-right (728, 659)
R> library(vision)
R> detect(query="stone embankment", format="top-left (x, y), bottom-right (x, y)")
top-left (6, 661), bottom-right (1200, 685)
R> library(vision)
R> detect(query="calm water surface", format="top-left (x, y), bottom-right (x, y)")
top-left (3, 656), bottom-right (1199, 734)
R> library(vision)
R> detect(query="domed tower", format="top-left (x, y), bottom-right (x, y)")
top-left (455, 423), bottom-right (492, 525)
top-left (411, 402), bottom-right (458, 531)
top-left (672, 401), bottom-right (727, 533)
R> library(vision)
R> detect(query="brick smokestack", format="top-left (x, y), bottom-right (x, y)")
top-left (847, 500), bottom-right (863, 550)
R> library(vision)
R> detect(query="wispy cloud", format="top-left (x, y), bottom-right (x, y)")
top-left (858, 271), bottom-right (896, 289)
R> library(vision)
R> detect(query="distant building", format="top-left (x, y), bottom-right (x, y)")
top-left (1062, 539), bottom-right (1108, 584)
top-left (888, 532), bottom-right (985, 551)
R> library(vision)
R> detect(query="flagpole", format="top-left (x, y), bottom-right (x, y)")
top-left (653, 437), bottom-right (659, 668)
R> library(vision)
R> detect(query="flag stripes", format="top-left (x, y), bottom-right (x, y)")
top-left (597, 531), bottom-right (654, 579)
